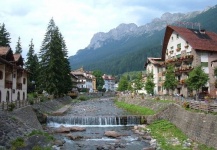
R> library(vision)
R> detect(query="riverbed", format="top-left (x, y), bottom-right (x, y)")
top-left (47, 98), bottom-right (150, 150)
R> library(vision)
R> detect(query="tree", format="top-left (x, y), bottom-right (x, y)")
top-left (133, 72), bottom-right (144, 92)
top-left (15, 36), bottom-right (22, 54)
top-left (38, 19), bottom-right (72, 97)
top-left (92, 70), bottom-right (104, 91)
top-left (0, 23), bottom-right (11, 47)
top-left (25, 39), bottom-right (39, 92)
top-left (163, 64), bottom-right (178, 94)
top-left (145, 72), bottom-right (155, 95)
top-left (117, 76), bottom-right (129, 91)
top-left (186, 66), bottom-right (209, 100)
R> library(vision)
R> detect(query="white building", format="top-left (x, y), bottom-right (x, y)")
top-left (102, 74), bottom-right (116, 92)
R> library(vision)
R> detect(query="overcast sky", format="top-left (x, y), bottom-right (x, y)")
top-left (0, 0), bottom-right (216, 58)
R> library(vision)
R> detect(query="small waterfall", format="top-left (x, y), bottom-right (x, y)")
top-left (47, 115), bottom-right (143, 126)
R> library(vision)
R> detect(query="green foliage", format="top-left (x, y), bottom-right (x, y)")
top-left (163, 64), bottom-right (178, 91)
top-left (15, 36), bottom-right (22, 54)
top-left (28, 130), bottom-right (54, 141)
top-left (25, 39), bottom-right (39, 92)
top-left (0, 23), bottom-right (11, 47)
top-left (8, 103), bottom-right (16, 111)
top-left (92, 70), bottom-right (104, 91)
top-left (115, 101), bottom-right (155, 115)
top-left (117, 76), bottom-right (129, 91)
top-left (186, 66), bottom-right (209, 92)
top-left (11, 137), bottom-right (25, 150)
top-left (78, 96), bottom-right (87, 101)
top-left (38, 18), bottom-right (72, 97)
top-left (133, 72), bottom-right (144, 92)
top-left (145, 72), bottom-right (155, 95)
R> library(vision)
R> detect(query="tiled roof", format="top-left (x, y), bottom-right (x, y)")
top-left (144, 57), bottom-right (164, 67)
top-left (0, 46), bottom-right (10, 56)
top-left (102, 74), bottom-right (115, 80)
top-left (162, 25), bottom-right (217, 60)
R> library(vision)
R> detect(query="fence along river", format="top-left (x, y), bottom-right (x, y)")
top-left (47, 98), bottom-right (150, 150)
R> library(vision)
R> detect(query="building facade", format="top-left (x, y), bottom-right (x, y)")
top-left (70, 67), bottom-right (96, 93)
top-left (102, 74), bottom-right (116, 92)
top-left (0, 47), bottom-right (28, 103)
top-left (145, 25), bottom-right (217, 97)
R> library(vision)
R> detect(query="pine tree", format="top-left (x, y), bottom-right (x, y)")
top-left (93, 70), bottom-right (104, 91)
top-left (134, 72), bottom-right (144, 92)
top-left (38, 19), bottom-right (72, 97)
top-left (15, 36), bottom-right (22, 54)
top-left (25, 39), bottom-right (39, 92)
top-left (0, 23), bottom-right (11, 47)
top-left (117, 76), bottom-right (129, 91)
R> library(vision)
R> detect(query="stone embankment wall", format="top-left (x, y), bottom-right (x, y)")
top-left (147, 104), bottom-right (217, 149)
top-left (119, 95), bottom-right (217, 149)
top-left (0, 96), bottom-right (72, 149)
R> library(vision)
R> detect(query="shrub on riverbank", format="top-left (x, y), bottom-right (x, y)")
top-left (147, 120), bottom-right (215, 150)
top-left (115, 100), bottom-right (155, 115)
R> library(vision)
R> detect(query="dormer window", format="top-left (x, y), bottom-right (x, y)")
top-left (171, 36), bottom-right (173, 41)
top-left (171, 46), bottom-right (174, 50)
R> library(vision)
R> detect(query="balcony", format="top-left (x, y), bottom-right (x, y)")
top-left (5, 80), bottom-right (12, 89)
top-left (175, 66), bottom-right (194, 74)
top-left (165, 55), bottom-right (194, 65)
top-left (17, 83), bottom-right (22, 90)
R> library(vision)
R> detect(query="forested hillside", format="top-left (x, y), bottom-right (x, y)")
top-left (69, 5), bottom-right (217, 75)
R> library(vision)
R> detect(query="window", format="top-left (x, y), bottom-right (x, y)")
top-left (177, 43), bottom-right (181, 49)
top-left (176, 54), bottom-right (181, 58)
top-left (176, 34), bottom-right (179, 39)
top-left (23, 92), bottom-right (25, 100)
top-left (201, 62), bottom-right (208, 67)
top-left (23, 78), bottom-right (26, 84)
top-left (13, 74), bottom-right (16, 78)
top-left (17, 92), bottom-right (20, 100)
top-left (6, 91), bottom-right (9, 102)
top-left (0, 71), bottom-right (2, 80)
top-left (171, 46), bottom-right (174, 50)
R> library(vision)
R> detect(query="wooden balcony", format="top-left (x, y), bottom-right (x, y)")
top-left (5, 80), bottom-right (12, 89)
top-left (165, 55), bottom-right (194, 65)
top-left (17, 83), bottom-right (22, 90)
top-left (175, 66), bottom-right (194, 74)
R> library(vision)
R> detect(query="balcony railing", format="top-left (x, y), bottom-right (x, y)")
top-left (5, 80), bottom-right (12, 89)
top-left (165, 55), bottom-right (194, 65)
top-left (175, 66), bottom-right (194, 74)
top-left (17, 83), bottom-right (22, 90)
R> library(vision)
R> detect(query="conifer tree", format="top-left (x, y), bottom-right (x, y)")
top-left (25, 39), bottom-right (39, 92)
top-left (15, 36), bottom-right (22, 54)
top-left (145, 72), bottom-right (155, 95)
top-left (38, 19), bottom-right (72, 97)
top-left (0, 23), bottom-right (11, 47)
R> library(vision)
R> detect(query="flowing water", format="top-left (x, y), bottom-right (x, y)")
top-left (47, 98), bottom-right (150, 150)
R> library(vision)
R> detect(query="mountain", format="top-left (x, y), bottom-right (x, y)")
top-left (69, 5), bottom-right (217, 75)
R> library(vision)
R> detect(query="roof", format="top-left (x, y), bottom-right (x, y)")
top-left (102, 74), bottom-right (115, 80)
top-left (162, 25), bottom-right (217, 60)
top-left (0, 46), bottom-right (10, 56)
top-left (144, 57), bottom-right (164, 68)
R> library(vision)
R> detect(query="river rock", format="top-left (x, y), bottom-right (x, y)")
top-left (66, 134), bottom-right (83, 140)
top-left (54, 139), bottom-right (65, 146)
top-left (55, 125), bottom-right (70, 133)
top-left (69, 126), bottom-right (86, 132)
top-left (104, 131), bottom-right (121, 138)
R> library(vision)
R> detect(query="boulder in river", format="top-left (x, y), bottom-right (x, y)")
top-left (104, 131), bottom-right (121, 138)
top-left (69, 126), bottom-right (86, 132)
top-left (66, 134), bottom-right (83, 140)
top-left (55, 125), bottom-right (70, 133)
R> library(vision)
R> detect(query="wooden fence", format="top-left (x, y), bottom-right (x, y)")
top-left (0, 98), bottom-right (40, 111)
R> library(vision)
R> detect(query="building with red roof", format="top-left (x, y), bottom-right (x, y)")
top-left (145, 25), bottom-right (217, 97)
top-left (0, 46), bottom-right (28, 102)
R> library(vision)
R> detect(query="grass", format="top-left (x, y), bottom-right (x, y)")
top-left (28, 130), bottom-right (54, 141)
top-left (115, 100), bottom-right (155, 115)
top-left (11, 137), bottom-right (25, 150)
top-left (147, 120), bottom-right (215, 150)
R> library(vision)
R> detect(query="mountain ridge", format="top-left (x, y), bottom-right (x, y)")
top-left (69, 4), bottom-right (217, 75)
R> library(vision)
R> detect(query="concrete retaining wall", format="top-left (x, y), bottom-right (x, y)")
top-left (148, 104), bottom-right (217, 149)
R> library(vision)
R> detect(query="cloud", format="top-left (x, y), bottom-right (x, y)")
top-left (0, 0), bottom-right (216, 58)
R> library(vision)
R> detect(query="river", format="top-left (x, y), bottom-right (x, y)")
top-left (47, 98), bottom-right (150, 150)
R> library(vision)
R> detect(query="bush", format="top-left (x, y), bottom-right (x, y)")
top-left (29, 100), bottom-right (34, 105)
top-left (155, 97), bottom-right (160, 101)
top-left (183, 102), bottom-right (189, 108)
top-left (78, 96), bottom-right (86, 101)
top-left (8, 103), bottom-right (16, 111)
top-left (11, 137), bottom-right (25, 149)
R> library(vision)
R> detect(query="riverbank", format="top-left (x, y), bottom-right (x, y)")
top-left (117, 95), bottom-right (217, 149)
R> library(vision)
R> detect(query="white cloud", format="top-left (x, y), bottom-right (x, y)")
top-left (0, 0), bottom-right (216, 58)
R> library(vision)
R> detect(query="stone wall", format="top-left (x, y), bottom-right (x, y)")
top-left (147, 104), bottom-right (217, 149)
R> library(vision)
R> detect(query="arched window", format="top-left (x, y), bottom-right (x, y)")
top-left (17, 92), bottom-right (20, 100)
top-left (23, 92), bottom-right (25, 100)
top-left (6, 91), bottom-right (10, 102)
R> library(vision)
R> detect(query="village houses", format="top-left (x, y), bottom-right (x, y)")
top-left (145, 25), bottom-right (217, 98)
top-left (0, 46), bottom-right (28, 103)
top-left (102, 74), bottom-right (116, 92)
